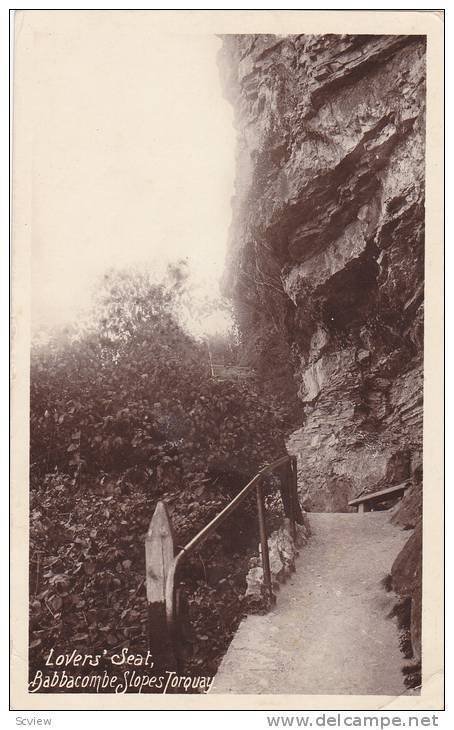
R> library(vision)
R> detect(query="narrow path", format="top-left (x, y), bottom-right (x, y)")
top-left (213, 512), bottom-right (409, 695)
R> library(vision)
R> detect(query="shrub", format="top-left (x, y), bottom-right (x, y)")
top-left (29, 265), bottom-right (290, 687)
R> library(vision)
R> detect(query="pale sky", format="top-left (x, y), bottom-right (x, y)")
top-left (26, 14), bottom-right (236, 335)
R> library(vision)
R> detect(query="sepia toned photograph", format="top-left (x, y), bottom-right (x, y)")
top-left (10, 10), bottom-right (443, 711)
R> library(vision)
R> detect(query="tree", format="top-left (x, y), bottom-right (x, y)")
top-left (30, 263), bottom-right (286, 488)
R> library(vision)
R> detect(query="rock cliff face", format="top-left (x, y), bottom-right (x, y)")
top-left (219, 34), bottom-right (425, 517)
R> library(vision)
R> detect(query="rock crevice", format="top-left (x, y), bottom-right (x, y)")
top-left (219, 33), bottom-right (425, 514)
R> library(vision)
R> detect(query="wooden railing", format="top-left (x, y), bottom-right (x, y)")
top-left (145, 454), bottom-right (302, 665)
top-left (210, 363), bottom-right (255, 380)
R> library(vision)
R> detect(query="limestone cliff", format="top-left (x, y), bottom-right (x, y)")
top-left (219, 34), bottom-right (425, 518)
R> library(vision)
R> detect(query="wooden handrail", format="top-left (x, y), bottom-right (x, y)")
top-left (164, 454), bottom-right (302, 654)
top-left (211, 363), bottom-right (253, 370)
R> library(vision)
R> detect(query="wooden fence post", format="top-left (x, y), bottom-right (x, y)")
top-left (278, 457), bottom-right (304, 528)
top-left (256, 481), bottom-right (275, 604)
top-left (291, 456), bottom-right (304, 525)
top-left (145, 501), bottom-right (176, 667)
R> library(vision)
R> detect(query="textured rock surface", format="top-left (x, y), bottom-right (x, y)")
top-left (391, 521), bottom-right (423, 662)
top-left (219, 33), bottom-right (425, 664)
top-left (245, 518), bottom-right (309, 599)
top-left (219, 33), bottom-right (425, 514)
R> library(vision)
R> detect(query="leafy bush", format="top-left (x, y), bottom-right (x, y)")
top-left (31, 267), bottom-right (286, 486)
top-left (29, 265), bottom-right (290, 687)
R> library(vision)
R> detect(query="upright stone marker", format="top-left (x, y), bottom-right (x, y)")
top-left (145, 501), bottom-right (176, 667)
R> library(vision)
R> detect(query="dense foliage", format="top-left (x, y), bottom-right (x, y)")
top-left (29, 266), bottom-right (289, 688)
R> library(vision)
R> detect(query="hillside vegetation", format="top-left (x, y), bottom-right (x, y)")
top-left (29, 265), bottom-right (290, 686)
